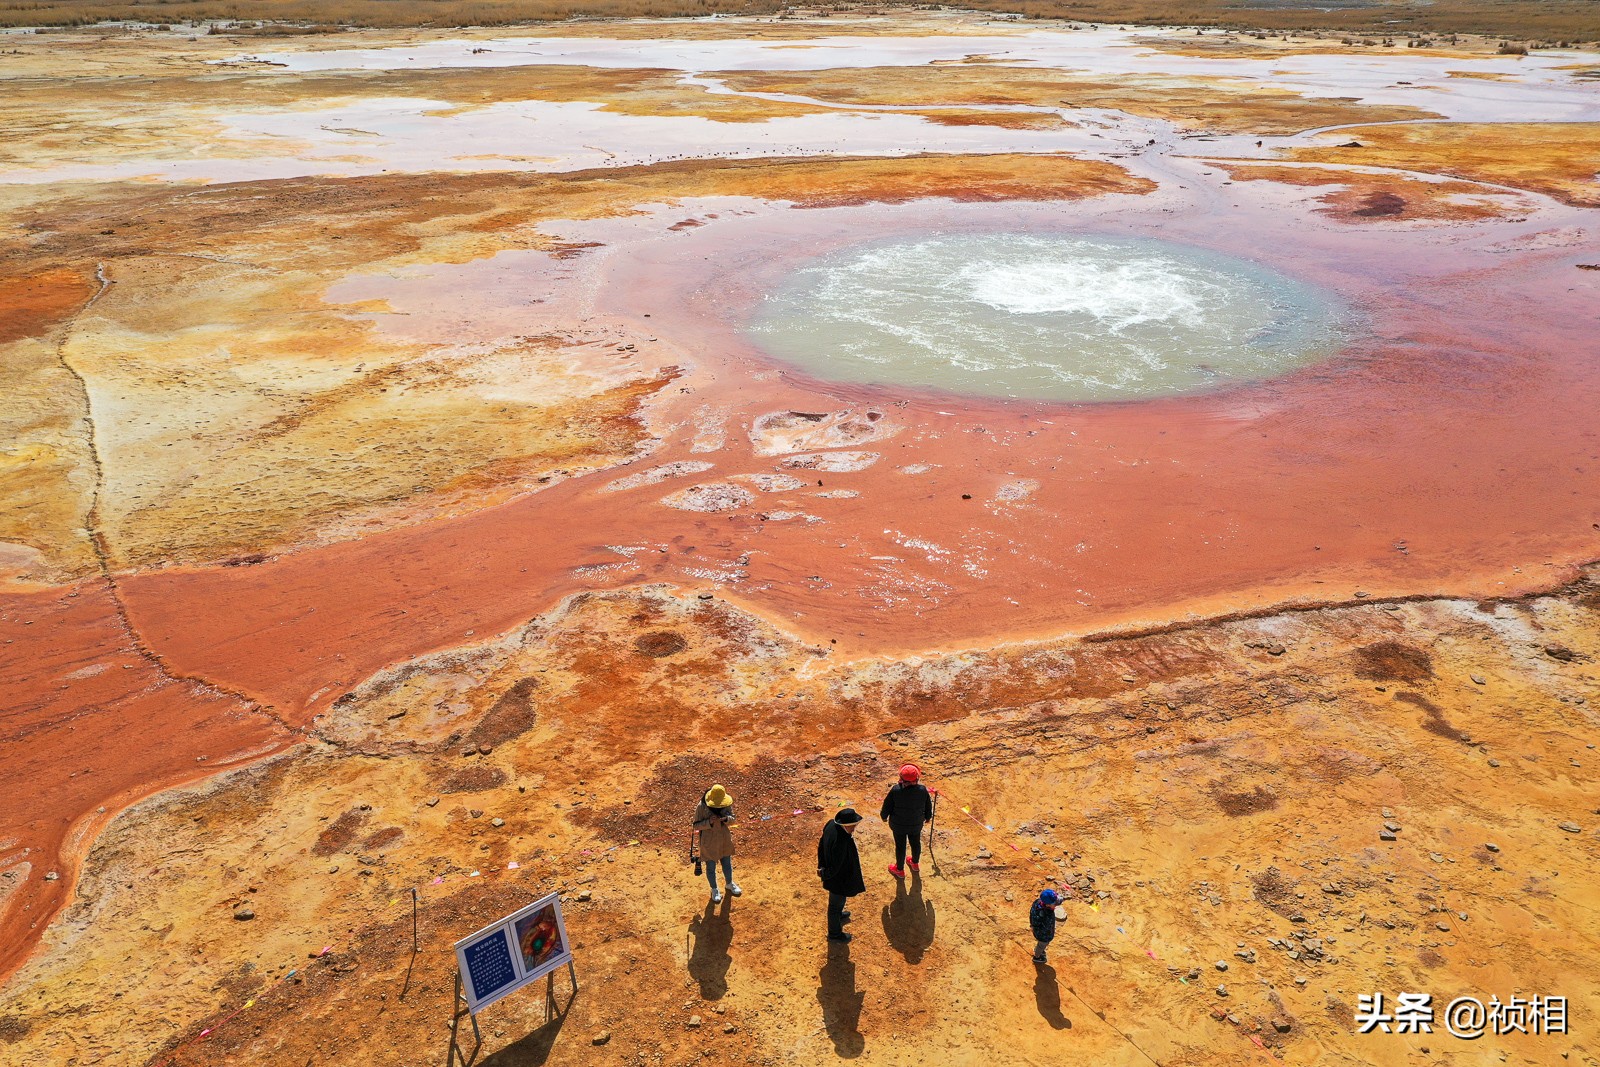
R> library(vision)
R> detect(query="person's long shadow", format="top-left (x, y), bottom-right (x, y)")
top-left (687, 897), bottom-right (733, 1000)
top-left (881, 871), bottom-right (935, 964)
top-left (816, 945), bottom-right (865, 1058)
top-left (1033, 962), bottom-right (1072, 1030)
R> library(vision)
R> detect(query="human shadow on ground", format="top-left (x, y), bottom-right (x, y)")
top-left (817, 944), bottom-right (865, 1058)
top-left (687, 896), bottom-right (733, 1000)
top-left (881, 871), bottom-right (935, 964)
top-left (1033, 962), bottom-right (1071, 1030)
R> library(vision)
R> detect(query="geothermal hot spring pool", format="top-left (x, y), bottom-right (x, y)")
top-left (747, 233), bottom-right (1350, 401)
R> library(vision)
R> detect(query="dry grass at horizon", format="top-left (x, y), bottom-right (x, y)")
top-left (2, 0), bottom-right (1599, 40)
top-left (0, 0), bottom-right (1593, 41)
top-left (959, 0), bottom-right (1600, 42)
top-left (0, 0), bottom-right (783, 29)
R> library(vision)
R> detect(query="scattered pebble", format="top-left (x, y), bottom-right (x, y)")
top-left (234, 907), bottom-right (255, 921)
top-left (592, 1030), bottom-right (611, 1046)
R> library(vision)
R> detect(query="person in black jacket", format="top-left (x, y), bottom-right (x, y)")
top-left (880, 764), bottom-right (933, 878)
top-left (1030, 889), bottom-right (1061, 963)
top-left (817, 808), bottom-right (866, 943)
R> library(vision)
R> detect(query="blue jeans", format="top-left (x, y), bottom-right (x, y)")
top-left (705, 855), bottom-right (733, 890)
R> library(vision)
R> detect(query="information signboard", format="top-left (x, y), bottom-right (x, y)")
top-left (452, 892), bottom-right (574, 1014)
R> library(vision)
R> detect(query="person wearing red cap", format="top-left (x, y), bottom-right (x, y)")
top-left (879, 764), bottom-right (933, 878)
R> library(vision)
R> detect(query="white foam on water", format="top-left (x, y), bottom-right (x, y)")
top-left (962, 256), bottom-right (1219, 328)
top-left (747, 233), bottom-right (1349, 401)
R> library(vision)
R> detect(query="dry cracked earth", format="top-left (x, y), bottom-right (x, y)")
top-left (1, 10), bottom-right (1598, 1067)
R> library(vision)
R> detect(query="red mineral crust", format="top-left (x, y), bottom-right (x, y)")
top-left (0, 584), bottom-right (288, 981)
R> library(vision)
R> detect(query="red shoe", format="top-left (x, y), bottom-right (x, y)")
top-left (887, 864), bottom-right (905, 878)
top-left (907, 860), bottom-right (920, 873)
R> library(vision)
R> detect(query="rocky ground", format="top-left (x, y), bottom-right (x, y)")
top-left (3, 580), bottom-right (1598, 1065)
top-left (1, 12), bottom-right (1598, 1066)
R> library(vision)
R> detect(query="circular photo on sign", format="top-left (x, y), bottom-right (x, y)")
top-left (515, 905), bottom-right (563, 972)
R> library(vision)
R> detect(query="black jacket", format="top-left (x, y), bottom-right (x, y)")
top-left (1029, 899), bottom-right (1058, 943)
top-left (816, 820), bottom-right (865, 897)
top-left (879, 782), bottom-right (933, 829)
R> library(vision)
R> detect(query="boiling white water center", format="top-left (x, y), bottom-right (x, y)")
top-left (747, 234), bottom-right (1348, 401)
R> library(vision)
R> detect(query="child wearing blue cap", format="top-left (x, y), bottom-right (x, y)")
top-left (1030, 889), bottom-right (1061, 964)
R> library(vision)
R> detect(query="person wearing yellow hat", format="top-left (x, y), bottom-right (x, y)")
top-left (694, 784), bottom-right (741, 904)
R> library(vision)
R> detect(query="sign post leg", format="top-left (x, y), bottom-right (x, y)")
top-left (447, 971), bottom-right (482, 1067)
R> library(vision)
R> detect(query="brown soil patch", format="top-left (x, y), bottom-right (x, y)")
top-left (634, 630), bottom-right (689, 657)
top-left (1393, 690), bottom-right (1469, 743)
top-left (1250, 866), bottom-right (1302, 918)
top-left (440, 765), bottom-right (509, 793)
top-left (1213, 784), bottom-right (1280, 816)
top-left (464, 679), bottom-right (542, 748)
top-left (311, 807), bottom-right (370, 856)
top-left (1353, 640), bottom-right (1434, 683)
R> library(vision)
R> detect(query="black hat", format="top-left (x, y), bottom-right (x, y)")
top-left (834, 807), bottom-right (862, 825)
